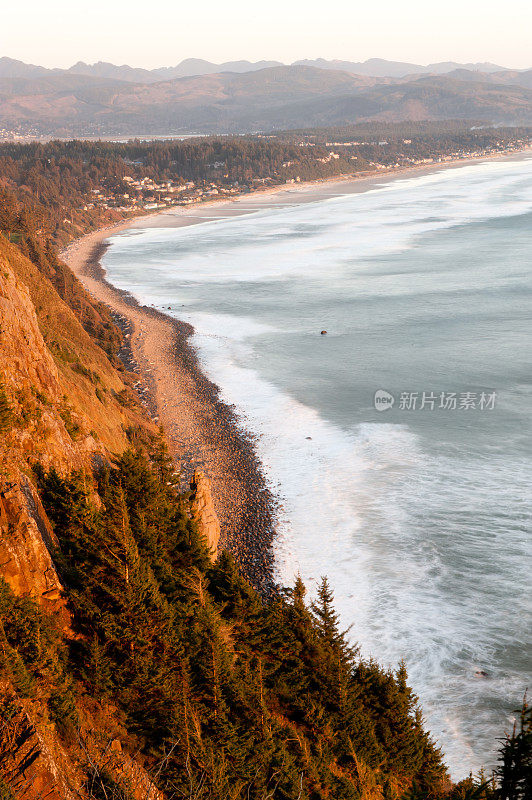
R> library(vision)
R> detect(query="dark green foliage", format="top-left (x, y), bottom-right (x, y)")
top-left (0, 631), bottom-right (35, 699)
top-left (0, 579), bottom-right (78, 733)
top-left (1, 125), bottom-right (527, 246)
top-left (443, 776), bottom-right (496, 800)
top-left (497, 697), bottom-right (532, 800)
top-left (10, 435), bottom-right (527, 798)
top-left (85, 768), bottom-right (131, 800)
top-left (33, 441), bottom-right (451, 799)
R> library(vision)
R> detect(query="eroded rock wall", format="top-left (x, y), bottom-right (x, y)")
top-left (190, 469), bottom-right (221, 559)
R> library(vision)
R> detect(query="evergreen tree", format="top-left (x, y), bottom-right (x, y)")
top-left (311, 577), bottom-right (358, 659)
top-left (498, 697), bottom-right (532, 800)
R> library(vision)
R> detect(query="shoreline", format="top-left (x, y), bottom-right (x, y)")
top-left (62, 147), bottom-right (531, 590)
top-left (67, 145), bottom-right (532, 240)
top-left (64, 236), bottom-right (277, 592)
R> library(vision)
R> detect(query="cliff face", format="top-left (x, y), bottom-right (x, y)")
top-left (0, 242), bottom-right (165, 799)
top-left (0, 479), bottom-right (66, 621)
top-left (0, 235), bottom-right (139, 454)
top-left (0, 256), bottom-right (63, 401)
top-left (0, 237), bottom-right (223, 799)
top-left (0, 237), bottom-right (221, 606)
top-left (0, 678), bottom-right (164, 800)
top-left (0, 252), bottom-right (105, 632)
top-left (0, 253), bottom-right (103, 474)
top-left (0, 680), bottom-right (79, 800)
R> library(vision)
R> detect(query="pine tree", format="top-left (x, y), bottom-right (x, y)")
top-left (151, 427), bottom-right (179, 487)
top-left (310, 578), bottom-right (359, 705)
top-left (311, 577), bottom-right (357, 657)
top-left (498, 696), bottom-right (532, 800)
top-left (292, 574), bottom-right (307, 611)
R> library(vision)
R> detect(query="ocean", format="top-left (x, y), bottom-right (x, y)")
top-left (102, 156), bottom-right (532, 778)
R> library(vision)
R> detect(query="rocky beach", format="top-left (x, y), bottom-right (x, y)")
top-left (63, 231), bottom-right (279, 592)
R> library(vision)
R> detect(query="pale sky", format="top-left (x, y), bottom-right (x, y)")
top-left (2, 0), bottom-right (531, 70)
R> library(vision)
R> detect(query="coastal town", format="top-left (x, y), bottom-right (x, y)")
top-left (0, 124), bottom-right (530, 248)
top-left (83, 176), bottom-right (241, 213)
top-left (57, 133), bottom-right (531, 217)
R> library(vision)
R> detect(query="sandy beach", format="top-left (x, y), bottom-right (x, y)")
top-left (62, 147), bottom-right (531, 589)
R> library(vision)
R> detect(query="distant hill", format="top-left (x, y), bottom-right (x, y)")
top-left (281, 76), bottom-right (532, 128)
top-left (64, 58), bottom-right (285, 83)
top-left (445, 67), bottom-right (532, 90)
top-left (293, 58), bottom-right (506, 77)
top-left (65, 57), bottom-right (509, 81)
top-left (0, 60), bottom-right (531, 136)
top-left (0, 66), bottom-right (360, 133)
top-left (0, 56), bottom-right (51, 79)
top-left (66, 60), bottom-right (157, 83)
top-left (1, 55), bottom-right (520, 84)
top-left (0, 72), bottom-right (127, 96)
top-left (151, 58), bottom-right (284, 80)
top-left (0, 57), bottom-right (288, 86)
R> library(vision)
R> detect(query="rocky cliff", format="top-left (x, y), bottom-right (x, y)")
top-left (0, 479), bottom-right (66, 619)
top-left (190, 469), bottom-right (221, 558)
top-left (0, 235), bottom-right (130, 457)
top-left (0, 237), bottom-right (219, 798)
top-left (0, 251), bottom-right (105, 474)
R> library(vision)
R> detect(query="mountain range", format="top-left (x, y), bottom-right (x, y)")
top-left (1, 56), bottom-right (531, 136)
top-left (0, 56), bottom-right (517, 82)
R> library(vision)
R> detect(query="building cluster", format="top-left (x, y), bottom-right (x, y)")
top-left (286, 136), bottom-right (531, 173)
top-left (0, 127), bottom-right (41, 141)
top-left (82, 176), bottom-right (244, 214)
top-left (316, 151), bottom-right (341, 164)
top-left (366, 139), bottom-right (531, 171)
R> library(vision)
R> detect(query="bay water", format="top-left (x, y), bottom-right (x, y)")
top-left (102, 157), bottom-right (532, 778)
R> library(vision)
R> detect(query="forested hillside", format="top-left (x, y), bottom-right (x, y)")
top-left (26, 447), bottom-right (448, 798)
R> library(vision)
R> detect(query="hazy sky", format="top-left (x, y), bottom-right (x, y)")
top-left (2, 0), bottom-right (531, 69)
